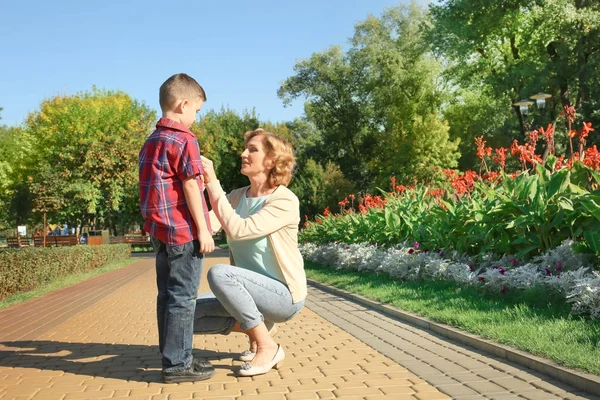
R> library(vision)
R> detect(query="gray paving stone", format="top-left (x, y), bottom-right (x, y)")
top-left (305, 284), bottom-right (599, 400)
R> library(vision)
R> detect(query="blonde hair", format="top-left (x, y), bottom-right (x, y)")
top-left (244, 129), bottom-right (295, 186)
top-left (159, 73), bottom-right (206, 112)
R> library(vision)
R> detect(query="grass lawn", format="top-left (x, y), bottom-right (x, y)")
top-left (305, 261), bottom-right (600, 376)
top-left (0, 258), bottom-right (138, 310)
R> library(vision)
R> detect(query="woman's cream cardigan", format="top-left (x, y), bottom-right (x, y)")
top-left (206, 180), bottom-right (307, 303)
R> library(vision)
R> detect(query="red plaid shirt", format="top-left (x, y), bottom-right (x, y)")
top-left (139, 118), bottom-right (211, 245)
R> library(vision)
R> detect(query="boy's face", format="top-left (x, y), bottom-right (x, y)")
top-left (181, 98), bottom-right (204, 128)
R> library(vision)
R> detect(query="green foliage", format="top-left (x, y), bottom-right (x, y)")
top-left (0, 244), bottom-right (131, 299)
top-left (279, 3), bottom-right (460, 189)
top-left (301, 160), bottom-right (600, 260)
top-left (193, 108), bottom-right (260, 193)
top-left (24, 88), bottom-right (156, 232)
top-left (290, 159), bottom-right (356, 220)
top-left (428, 0), bottom-right (600, 138)
top-left (443, 89), bottom-right (518, 171)
top-left (0, 125), bottom-right (34, 228)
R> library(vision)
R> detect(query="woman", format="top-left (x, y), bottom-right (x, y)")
top-left (194, 128), bottom-right (306, 377)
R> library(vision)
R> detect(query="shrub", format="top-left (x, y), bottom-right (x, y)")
top-left (0, 244), bottom-right (131, 299)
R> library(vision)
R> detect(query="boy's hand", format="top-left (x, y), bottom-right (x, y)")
top-left (198, 230), bottom-right (215, 254)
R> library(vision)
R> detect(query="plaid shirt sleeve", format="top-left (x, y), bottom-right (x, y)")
top-left (175, 137), bottom-right (205, 181)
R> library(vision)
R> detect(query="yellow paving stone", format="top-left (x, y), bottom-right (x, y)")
top-left (0, 379), bottom-right (22, 387)
top-left (223, 381), bottom-right (270, 390)
top-left (279, 370), bottom-right (324, 379)
top-left (112, 389), bottom-right (132, 397)
top-left (162, 384), bottom-right (208, 394)
top-left (0, 387), bottom-right (40, 398)
top-left (82, 384), bottom-right (103, 391)
top-left (193, 389), bottom-right (241, 398)
top-left (312, 377), bottom-right (345, 385)
top-left (320, 368), bottom-right (355, 377)
top-left (167, 392), bottom-right (192, 400)
top-left (15, 378), bottom-right (52, 388)
top-left (265, 378), bottom-right (302, 387)
top-left (151, 395), bottom-right (169, 400)
top-left (257, 386), bottom-right (290, 394)
top-left (316, 390), bottom-right (335, 399)
top-left (237, 394), bottom-right (286, 400)
top-left (384, 371), bottom-right (413, 379)
top-left (411, 384), bottom-right (439, 393)
top-left (365, 395), bottom-right (417, 400)
top-left (130, 387), bottom-right (164, 396)
top-left (102, 381), bottom-right (148, 390)
top-left (63, 390), bottom-right (116, 399)
top-left (413, 391), bottom-right (452, 400)
top-left (288, 383), bottom-right (337, 393)
top-left (285, 392), bottom-right (319, 400)
top-left (379, 385), bottom-right (416, 395)
top-left (365, 378), bottom-right (413, 388)
top-left (31, 394), bottom-right (65, 400)
top-left (333, 380), bottom-right (369, 389)
top-left (333, 387), bottom-right (384, 397)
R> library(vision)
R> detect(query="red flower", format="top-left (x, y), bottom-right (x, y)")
top-left (582, 122), bottom-right (594, 138)
top-left (493, 148), bottom-right (508, 170)
top-left (475, 136), bottom-right (492, 159)
top-left (560, 105), bottom-right (576, 124)
top-left (323, 206), bottom-right (330, 217)
top-left (584, 145), bottom-right (600, 170)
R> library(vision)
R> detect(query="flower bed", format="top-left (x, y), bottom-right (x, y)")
top-left (300, 240), bottom-right (600, 318)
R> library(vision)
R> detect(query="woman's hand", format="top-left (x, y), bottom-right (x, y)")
top-left (201, 156), bottom-right (217, 184)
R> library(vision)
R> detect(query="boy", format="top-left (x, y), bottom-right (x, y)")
top-left (139, 73), bottom-right (215, 383)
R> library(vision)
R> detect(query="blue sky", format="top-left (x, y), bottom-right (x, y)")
top-left (0, 0), bottom-right (422, 127)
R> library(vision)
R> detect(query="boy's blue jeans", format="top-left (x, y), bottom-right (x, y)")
top-left (151, 237), bottom-right (204, 373)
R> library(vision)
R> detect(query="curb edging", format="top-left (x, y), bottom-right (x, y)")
top-left (307, 278), bottom-right (600, 397)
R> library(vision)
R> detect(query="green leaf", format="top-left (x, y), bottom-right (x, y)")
top-left (583, 231), bottom-right (600, 255)
top-left (546, 169), bottom-right (570, 199)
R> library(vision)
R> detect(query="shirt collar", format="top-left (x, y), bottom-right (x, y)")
top-left (156, 117), bottom-right (195, 136)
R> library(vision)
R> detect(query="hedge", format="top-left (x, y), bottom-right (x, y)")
top-left (0, 244), bottom-right (131, 299)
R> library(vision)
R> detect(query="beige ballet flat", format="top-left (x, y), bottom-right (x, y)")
top-left (238, 323), bottom-right (277, 362)
top-left (238, 345), bottom-right (285, 377)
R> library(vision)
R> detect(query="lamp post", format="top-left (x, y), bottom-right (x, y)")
top-left (530, 92), bottom-right (552, 109)
top-left (514, 92), bottom-right (552, 134)
top-left (514, 99), bottom-right (535, 134)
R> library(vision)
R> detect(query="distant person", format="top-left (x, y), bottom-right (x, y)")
top-left (193, 129), bottom-right (306, 377)
top-left (138, 73), bottom-right (215, 383)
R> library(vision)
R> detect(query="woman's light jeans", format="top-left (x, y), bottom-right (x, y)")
top-left (194, 264), bottom-right (304, 334)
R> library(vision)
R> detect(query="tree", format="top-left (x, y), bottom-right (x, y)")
top-left (0, 125), bottom-right (34, 229)
top-left (193, 108), bottom-right (260, 193)
top-left (25, 88), bottom-right (156, 233)
top-left (279, 3), bottom-right (460, 189)
top-left (428, 0), bottom-right (600, 138)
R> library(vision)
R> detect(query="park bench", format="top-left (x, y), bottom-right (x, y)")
top-left (6, 237), bottom-right (30, 248)
top-left (109, 236), bottom-right (126, 244)
top-left (110, 235), bottom-right (153, 250)
top-left (124, 235), bottom-right (153, 249)
top-left (43, 235), bottom-right (79, 246)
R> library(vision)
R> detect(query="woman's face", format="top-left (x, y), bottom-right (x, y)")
top-left (241, 135), bottom-right (273, 178)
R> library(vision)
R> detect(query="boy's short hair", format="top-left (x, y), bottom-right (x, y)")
top-left (159, 73), bottom-right (207, 112)
top-left (244, 129), bottom-right (296, 187)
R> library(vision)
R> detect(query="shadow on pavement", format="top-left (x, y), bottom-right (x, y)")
top-left (0, 340), bottom-right (236, 382)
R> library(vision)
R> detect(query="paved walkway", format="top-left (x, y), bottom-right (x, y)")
top-left (0, 251), bottom-right (597, 400)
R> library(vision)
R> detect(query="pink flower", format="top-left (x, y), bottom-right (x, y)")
top-left (412, 241), bottom-right (420, 249)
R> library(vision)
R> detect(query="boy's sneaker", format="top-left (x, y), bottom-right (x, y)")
top-left (163, 360), bottom-right (215, 383)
